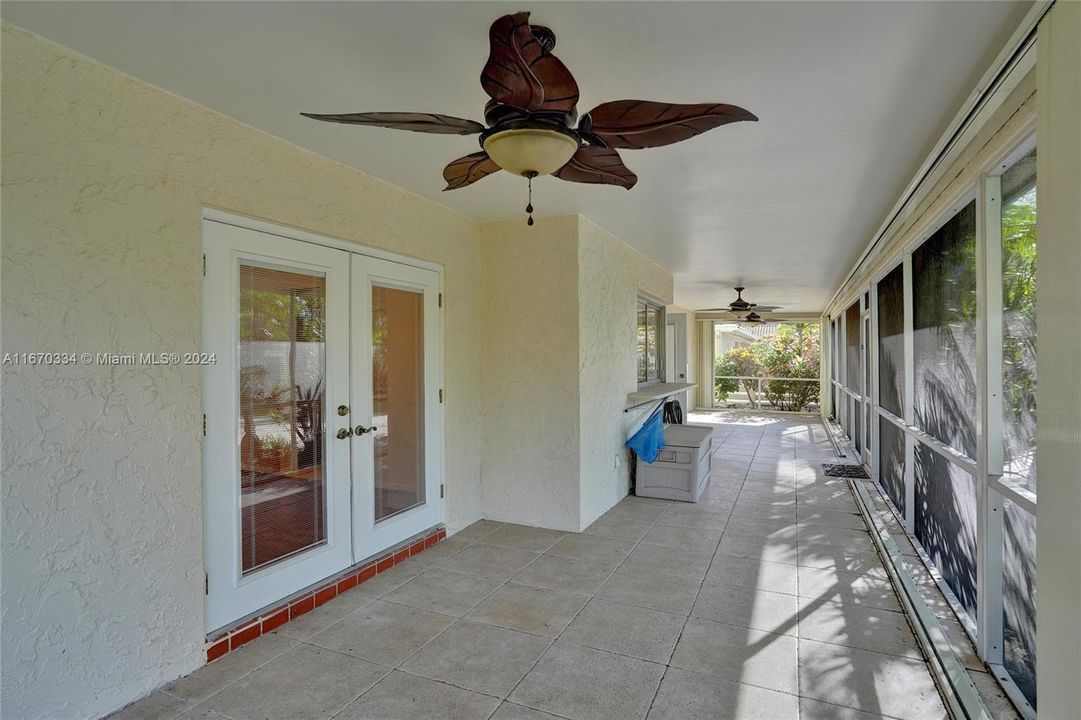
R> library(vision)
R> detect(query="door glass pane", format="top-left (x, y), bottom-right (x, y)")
top-left (912, 201), bottom-right (977, 458)
top-left (372, 285), bottom-right (425, 521)
top-left (239, 263), bottom-right (327, 575)
top-left (879, 417), bottom-right (905, 515)
top-left (914, 442), bottom-right (978, 619)
top-left (1002, 497), bottom-right (1037, 709)
top-left (1001, 149), bottom-right (1037, 495)
top-left (878, 265), bottom-right (905, 416)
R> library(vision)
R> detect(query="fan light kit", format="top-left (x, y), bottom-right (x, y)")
top-left (303, 11), bottom-right (757, 225)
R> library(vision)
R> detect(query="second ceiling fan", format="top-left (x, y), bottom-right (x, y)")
top-left (698, 287), bottom-right (782, 314)
top-left (302, 10), bottom-right (757, 224)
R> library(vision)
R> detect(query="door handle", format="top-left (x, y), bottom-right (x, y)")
top-left (355, 425), bottom-right (378, 435)
top-left (336, 427), bottom-right (354, 440)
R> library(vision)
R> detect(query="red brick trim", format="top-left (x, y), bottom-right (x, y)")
top-left (205, 526), bottom-right (445, 662)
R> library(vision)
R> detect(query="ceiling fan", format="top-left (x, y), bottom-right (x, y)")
top-left (302, 11), bottom-right (756, 225)
top-left (697, 287), bottom-right (781, 314)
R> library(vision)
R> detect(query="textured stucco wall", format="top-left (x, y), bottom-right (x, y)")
top-left (479, 216), bottom-right (583, 531)
top-left (0, 24), bottom-right (483, 720)
top-left (577, 217), bottom-right (673, 529)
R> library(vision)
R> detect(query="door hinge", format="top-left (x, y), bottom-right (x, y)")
top-left (438, 293), bottom-right (443, 308)
top-left (202, 253), bottom-right (206, 277)
top-left (203, 414), bottom-right (207, 437)
top-left (440, 484), bottom-right (444, 499)
top-left (438, 389), bottom-right (443, 403)
top-left (205, 572), bottom-right (209, 595)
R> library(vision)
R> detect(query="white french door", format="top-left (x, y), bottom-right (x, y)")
top-left (350, 255), bottom-right (442, 558)
top-left (203, 219), bottom-right (442, 631)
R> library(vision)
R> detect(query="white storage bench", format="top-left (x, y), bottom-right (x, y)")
top-left (635, 423), bottom-right (713, 502)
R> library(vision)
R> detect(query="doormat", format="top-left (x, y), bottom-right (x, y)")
top-left (822, 463), bottom-right (870, 479)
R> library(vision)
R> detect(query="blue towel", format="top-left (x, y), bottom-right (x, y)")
top-left (626, 408), bottom-right (666, 463)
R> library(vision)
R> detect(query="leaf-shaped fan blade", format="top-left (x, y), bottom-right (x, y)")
top-left (443, 152), bottom-right (502, 191)
top-left (587, 101), bottom-right (757, 149)
top-left (745, 305), bottom-right (781, 312)
top-left (553, 146), bottom-right (637, 189)
top-left (300, 112), bottom-right (485, 135)
top-left (480, 12), bottom-right (580, 112)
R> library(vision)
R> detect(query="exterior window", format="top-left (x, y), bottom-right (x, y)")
top-left (637, 298), bottom-right (664, 385)
top-left (999, 147), bottom-right (1037, 709)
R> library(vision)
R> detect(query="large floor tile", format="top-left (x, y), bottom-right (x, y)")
top-left (512, 554), bottom-right (614, 595)
top-left (706, 554), bottom-right (799, 596)
top-left (799, 697), bottom-right (905, 720)
top-left (797, 565), bottom-right (901, 612)
top-left (641, 524), bottom-right (723, 554)
top-left (164, 633), bottom-right (298, 702)
top-left (544, 533), bottom-right (632, 567)
top-left (647, 667), bottom-right (799, 720)
top-left (612, 496), bottom-right (673, 520)
top-left (797, 639), bottom-right (948, 720)
top-left (382, 567), bottom-right (504, 617)
top-left (202, 643), bottom-right (386, 720)
top-left (440, 543), bottom-right (542, 580)
top-left (338, 671), bottom-right (500, 720)
top-left (797, 525), bottom-right (874, 552)
top-left (669, 617), bottom-right (798, 694)
top-left (724, 516), bottom-right (798, 540)
top-left (620, 542), bottom-right (713, 581)
top-left (108, 691), bottom-right (189, 720)
top-left (581, 515), bottom-right (654, 543)
top-left (716, 532), bottom-right (799, 566)
top-left (451, 520), bottom-right (504, 543)
top-left (491, 703), bottom-right (566, 720)
top-left (278, 589), bottom-right (377, 640)
top-left (561, 598), bottom-right (685, 663)
top-left (656, 505), bottom-right (729, 531)
top-left (401, 620), bottom-right (550, 697)
top-left (691, 582), bottom-right (799, 636)
top-left (595, 567), bottom-right (701, 615)
top-left (796, 543), bottom-right (887, 576)
top-left (796, 509), bottom-right (868, 531)
top-left (797, 600), bottom-right (920, 659)
top-left (509, 642), bottom-right (665, 720)
top-left (466, 582), bottom-right (588, 637)
top-left (308, 600), bottom-right (453, 667)
top-left (484, 524), bottom-right (567, 553)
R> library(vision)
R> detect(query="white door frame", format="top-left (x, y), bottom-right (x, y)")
top-left (202, 211), bottom-right (445, 632)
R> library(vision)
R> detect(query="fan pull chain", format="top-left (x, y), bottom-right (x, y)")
top-left (525, 172), bottom-right (537, 226)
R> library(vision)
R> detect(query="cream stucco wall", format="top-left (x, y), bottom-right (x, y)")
top-left (0, 24), bottom-right (484, 720)
top-left (578, 217), bottom-right (672, 528)
top-left (479, 216), bottom-right (582, 531)
top-left (479, 215), bottom-right (672, 532)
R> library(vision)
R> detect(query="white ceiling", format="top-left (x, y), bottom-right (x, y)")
top-left (3, 1), bottom-right (1031, 313)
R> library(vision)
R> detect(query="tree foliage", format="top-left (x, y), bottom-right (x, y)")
top-left (714, 323), bottom-right (821, 411)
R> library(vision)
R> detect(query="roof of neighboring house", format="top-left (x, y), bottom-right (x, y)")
top-left (715, 324), bottom-right (759, 342)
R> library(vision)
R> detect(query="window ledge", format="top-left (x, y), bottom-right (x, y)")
top-left (625, 382), bottom-right (697, 412)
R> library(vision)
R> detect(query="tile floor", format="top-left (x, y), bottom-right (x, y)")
top-left (113, 411), bottom-right (948, 720)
